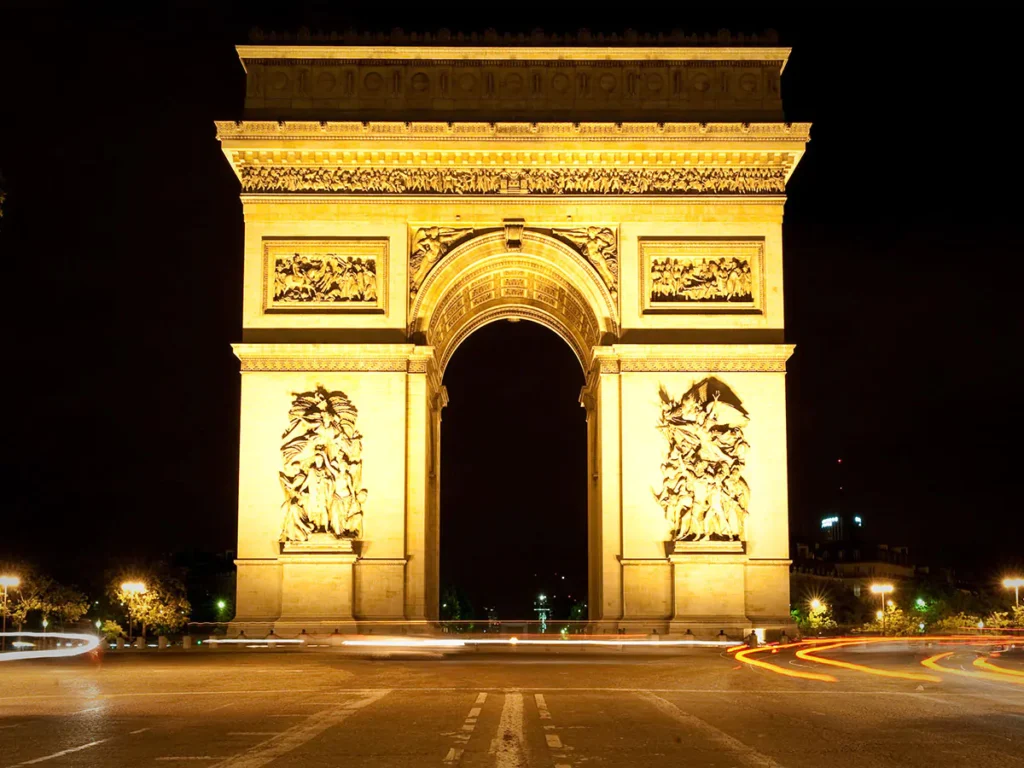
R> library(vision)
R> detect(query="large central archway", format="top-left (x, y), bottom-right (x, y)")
top-left (410, 230), bottom-right (618, 374)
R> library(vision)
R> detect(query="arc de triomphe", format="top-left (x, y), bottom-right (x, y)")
top-left (217, 38), bottom-right (809, 636)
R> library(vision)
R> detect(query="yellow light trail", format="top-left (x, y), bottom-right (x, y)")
top-left (734, 642), bottom-right (838, 683)
top-left (973, 657), bottom-right (1024, 678)
top-left (795, 640), bottom-right (941, 682)
top-left (922, 651), bottom-right (1024, 686)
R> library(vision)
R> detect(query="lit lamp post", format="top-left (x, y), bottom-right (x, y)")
top-left (870, 584), bottom-right (894, 636)
top-left (120, 581), bottom-right (147, 643)
top-left (1003, 577), bottom-right (1024, 607)
top-left (0, 574), bottom-right (21, 653)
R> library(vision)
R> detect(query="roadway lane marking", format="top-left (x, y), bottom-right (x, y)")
top-left (209, 689), bottom-right (390, 768)
top-left (226, 733), bottom-right (284, 736)
top-left (71, 706), bottom-right (103, 715)
top-left (6, 739), bottom-right (110, 766)
top-left (208, 703), bottom-right (235, 712)
top-left (534, 693), bottom-right (551, 719)
top-left (131, 728), bottom-right (151, 734)
top-left (488, 692), bottom-right (525, 768)
top-left (0, 724), bottom-right (23, 729)
top-left (635, 691), bottom-right (788, 768)
top-left (155, 759), bottom-right (220, 762)
top-left (545, 734), bottom-right (563, 748)
top-left (442, 691), bottom-right (489, 762)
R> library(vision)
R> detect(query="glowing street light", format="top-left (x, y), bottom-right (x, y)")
top-left (119, 582), bottom-right (147, 642)
top-left (0, 574), bottom-right (21, 652)
top-left (216, 600), bottom-right (227, 611)
top-left (870, 584), bottom-right (894, 636)
top-left (810, 598), bottom-right (823, 611)
top-left (1003, 577), bottom-right (1024, 607)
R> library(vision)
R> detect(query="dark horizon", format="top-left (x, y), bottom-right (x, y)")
top-left (0, 7), bottom-right (1019, 615)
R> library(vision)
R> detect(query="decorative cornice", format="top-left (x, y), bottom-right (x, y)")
top-left (232, 343), bottom-right (437, 372)
top-left (216, 121), bottom-right (810, 141)
top-left (238, 194), bottom-right (788, 206)
top-left (589, 343), bottom-right (795, 374)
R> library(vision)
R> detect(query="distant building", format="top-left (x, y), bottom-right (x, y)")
top-left (792, 512), bottom-right (921, 596)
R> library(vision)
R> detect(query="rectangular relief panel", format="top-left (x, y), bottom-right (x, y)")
top-left (639, 237), bottom-right (764, 315)
top-left (263, 238), bottom-right (388, 314)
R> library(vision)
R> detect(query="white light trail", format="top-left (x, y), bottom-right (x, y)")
top-left (0, 632), bottom-right (99, 662)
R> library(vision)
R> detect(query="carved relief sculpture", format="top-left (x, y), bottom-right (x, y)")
top-left (651, 256), bottom-right (752, 303)
top-left (639, 239), bottom-right (764, 314)
top-left (279, 386), bottom-right (367, 543)
top-left (263, 239), bottom-right (387, 313)
top-left (240, 165), bottom-right (787, 195)
top-left (654, 379), bottom-right (751, 542)
top-left (409, 226), bottom-right (473, 296)
top-left (552, 226), bottom-right (618, 295)
top-left (274, 252), bottom-right (377, 303)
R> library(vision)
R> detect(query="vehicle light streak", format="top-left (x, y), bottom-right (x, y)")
top-left (795, 641), bottom-right (941, 682)
top-left (734, 642), bottom-right (838, 682)
top-left (339, 638), bottom-right (734, 649)
top-left (922, 651), bottom-right (1024, 686)
top-left (204, 638), bottom-right (306, 645)
top-left (0, 632), bottom-right (99, 662)
top-left (972, 657), bottom-right (1024, 678)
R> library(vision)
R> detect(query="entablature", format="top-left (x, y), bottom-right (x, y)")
top-left (216, 121), bottom-right (810, 196)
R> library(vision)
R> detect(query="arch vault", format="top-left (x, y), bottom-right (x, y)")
top-left (220, 40), bottom-right (809, 636)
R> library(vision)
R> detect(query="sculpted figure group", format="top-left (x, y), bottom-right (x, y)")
top-left (651, 256), bottom-right (752, 303)
top-left (241, 165), bottom-right (786, 195)
top-left (409, 226), bottom-right (473, 295)
top-left (654, 379), bottom-right (751, 542)
top-left (553, 226), bottom-right (618, 293)
top-left (279, 386), bottom-right (367, 543)
top-left (274, 253), bottom-right (377, 303)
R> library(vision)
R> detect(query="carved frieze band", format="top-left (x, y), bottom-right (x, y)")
top-left (239, 165), bottom-right (786, 195)
top-left (239, 358), bottom-right (412, 372)
top-left (590, 358), bottom-right (788, 374)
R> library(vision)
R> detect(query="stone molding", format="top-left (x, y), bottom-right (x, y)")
top-left (233, 343), bottom-right (437, 373)
top-left (588, 344), bottom-right (795, 375)
top-left (216, 120), bottom-right (810, 141)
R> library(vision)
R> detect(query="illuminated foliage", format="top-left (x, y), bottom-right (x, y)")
top-left (860, 604), bottom-right (923, 636)
top-left (929, 612), bottom-right (982, 633)
top-left (100, 620), bottom-right (126, 640)
top-left (106, 569), bottom-right (191, 636)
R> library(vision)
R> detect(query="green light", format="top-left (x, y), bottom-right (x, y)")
top-left (915, 598), bottom-right (926, 609)
top-left (217, 600), bottom-right (227, 611)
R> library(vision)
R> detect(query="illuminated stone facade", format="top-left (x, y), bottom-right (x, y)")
top-left (219, 43), bottom-right (809, 635)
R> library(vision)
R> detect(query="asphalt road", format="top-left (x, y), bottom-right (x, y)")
top-left (1, 642), bottom-right (1022, 767)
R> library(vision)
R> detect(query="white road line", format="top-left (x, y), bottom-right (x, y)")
top-left (474, 692), bottom-right (487, 705)
top-left (4, 686), bottom-right (1024, 702)
top-left (131, 728), bottom-right (151, 734)
top-left (266, 714), bottom-right (306, 718)
top-left (545, 734), bottom-right (563, 748)
top-left (534, 693), bottom-right (551, 719)
top-left (488, 692), bottom-right (525, 768)
top-left (72, 706), bottom-right (103, 715)
top-left (226, 733), bottom-right (283, 737)
top-left (6, 739), bottom-right (110, 766)
top-left (0, 724), bottom-right (23, 729)
top-left (210, 689), bottom-right (390, 768)
top-left (635, 691), bottom-right (788, 768)
top-left (208, 703), bottom-right (235, 712)
top-left (442, 747), bottom-right (463, 763)
top-left (155, 759), bottom-right (220, 762)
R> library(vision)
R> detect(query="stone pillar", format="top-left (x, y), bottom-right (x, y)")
top-left (278, 553), bottom-right (358, 629)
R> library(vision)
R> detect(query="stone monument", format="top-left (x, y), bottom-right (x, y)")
top-left (218, 34), bottom-right (809, 635)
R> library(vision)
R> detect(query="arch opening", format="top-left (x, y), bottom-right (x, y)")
top-left (438, 319), bottom-right (588, 622)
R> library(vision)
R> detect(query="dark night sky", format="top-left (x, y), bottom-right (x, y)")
top-left (0, 5), bottom-right (1019, 612)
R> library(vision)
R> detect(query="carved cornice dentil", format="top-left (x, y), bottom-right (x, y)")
top-left (216, 121), bottom-right (811, 142)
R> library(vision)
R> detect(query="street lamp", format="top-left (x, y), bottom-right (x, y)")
top-left (810, 598), bottom-right (823, 611)
top-left (120, 581), bottom-right (147, 642)
top-left (0, 574), bottom-right (21, 653)
top-left (870, 584), bottom-right (894, 636)
top-left (1003, 577), bottom-right (1024, 607)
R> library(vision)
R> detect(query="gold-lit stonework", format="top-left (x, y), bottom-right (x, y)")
top-left (221, 41), bottom-right (809, 636)
top-left (264, 239), bottom-right (387, 313)
top-left (640, 238), bottom-right (764, 315)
